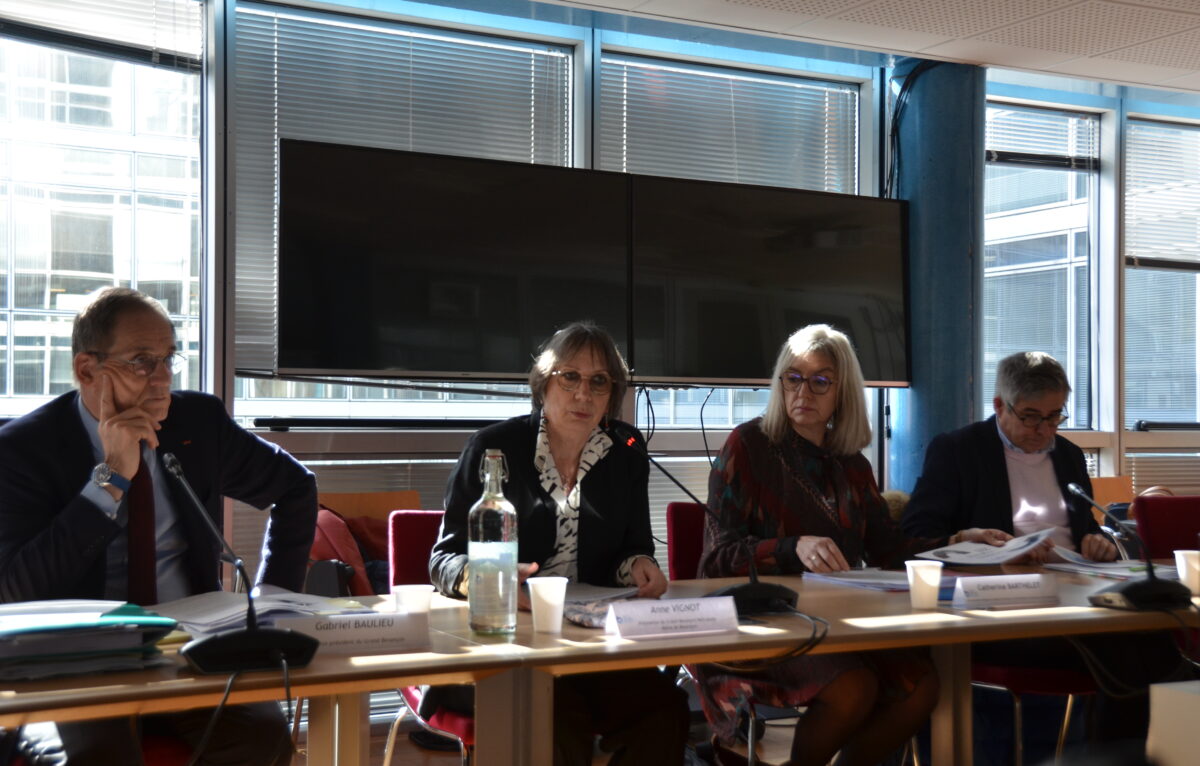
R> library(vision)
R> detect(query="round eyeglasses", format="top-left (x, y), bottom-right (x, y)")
top-left (779, 371), bottom-right (833, 395)
top-left (550, 369), bottom-right (614, 395)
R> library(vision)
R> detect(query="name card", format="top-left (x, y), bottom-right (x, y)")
top-left (952, 574), bottom-right (1058, 610)
top-left (605, 597), bottom-right (738, 639)
top-left (274, 612), bottom-right (429, 655)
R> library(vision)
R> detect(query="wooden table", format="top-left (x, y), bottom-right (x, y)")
top-left (0, 571), bottom-right (1193, 766)
top-left (444, 569), bottom-right (1197, 766)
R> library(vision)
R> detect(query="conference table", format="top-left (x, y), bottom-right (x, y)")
top-left (0, 569), bottom-right (1194, 766)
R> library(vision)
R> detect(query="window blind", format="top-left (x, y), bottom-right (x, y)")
top-left (596, 54), bottom-right (857, 193)
top-left (1125, 120), bottom-right (1200, 266)
top-left (0, 0), bottom-right (201, 66)
top-left (986, 104), bottom-right (1097, 160)
top-left (1124, 120), bottom-right (1200, 428)
top-left (233, 4), bottom-right (571, 373)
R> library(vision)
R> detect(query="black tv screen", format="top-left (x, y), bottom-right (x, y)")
top-left (276, 140), bottom-right (910, 385)
top-left (278, 140), bottom-right (629, 378)
top-left (630, 175), bottom-right (909, 385)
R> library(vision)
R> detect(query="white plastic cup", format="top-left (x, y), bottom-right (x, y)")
top-left (1173, 550), bottom-right (1200, 596)
top-left (527, 576), bottom-right (569, 633)
top-left (391, 583), bottom-right (435, 614)
top-left (905, 560), bottom-right (943, 610)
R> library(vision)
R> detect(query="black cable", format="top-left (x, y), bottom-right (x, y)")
top-left (699, 387), bottom-right (716, 470)
top-left (186, 670), bottom-right (242, 766)
top-left (279, 653), bottom-right (295, 742)
top-left (709, 607), bottom-right (829, 673)
top-left (884, 60), bottom-right (941, 199)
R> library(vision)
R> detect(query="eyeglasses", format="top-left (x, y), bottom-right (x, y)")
top-left (550, 369), bottom-right (614, 395)
top-left (1007, 403), bottom-right (1068, 429)
top-left (779, 371), bottom-right (834, 395)
top-left (91, 352), bottom-right (187, 378)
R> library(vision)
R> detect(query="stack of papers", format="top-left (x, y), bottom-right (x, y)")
top-left (153, 586), bottom-right (368, 637)
top-left (1045, 547), bottom-right (1181, 580)
top-left (0, 600), bottom-right (177, 680)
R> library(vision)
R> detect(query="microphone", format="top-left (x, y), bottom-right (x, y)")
top-left (1065, 482), bottom-right (1192, 610)
top-left (607, 422), bottom-right (798, 616)
top-left (161, 452), bottom-right (319, 673)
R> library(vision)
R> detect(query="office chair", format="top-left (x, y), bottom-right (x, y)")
top-left (666, 501), bottom-right (706, 580)
top-left (1129, 494), bottom-right (1200, 558)
top-left (971, 664), bottom-right (1095, 766)
top-left (383, 509), bottom-right (474, 766)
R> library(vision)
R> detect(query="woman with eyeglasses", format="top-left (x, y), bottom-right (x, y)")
top-left (428, 321), bottom-right (688, 766)
top-left (694, 325), bottom-right (1004, 766)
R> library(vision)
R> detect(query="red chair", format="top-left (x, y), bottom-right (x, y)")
top-left (1130, 495), bottom-right (1200, 558)
top-left (383, 509), bottom-right (474, 766)
top-left (666, 501), bottom-right (706, 580)
top-left (971, 664), bottom-right (1096, 766)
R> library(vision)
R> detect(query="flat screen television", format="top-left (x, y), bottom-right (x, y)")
top-left (277, 140), bottom-right (629, 379)
top-left (630, 175), bottom-right (909, 385)
top-left (276, 139), bottom-right (910, 386)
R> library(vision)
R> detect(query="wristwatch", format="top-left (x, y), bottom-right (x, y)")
top-left (92, 463), bottom-right (132, 493)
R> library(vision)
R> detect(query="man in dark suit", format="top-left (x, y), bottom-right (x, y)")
top-left (902, 351), bottom-right (1188, 753)
top-left (0, 287), bottom-right (317, 765)
top-left (902, 350), bottom-right (1114, 561)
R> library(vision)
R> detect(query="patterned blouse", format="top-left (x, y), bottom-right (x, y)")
top-left (699, 418), bottom-right (942, 577)
top-left (532, 417), bottom-right (646, 585)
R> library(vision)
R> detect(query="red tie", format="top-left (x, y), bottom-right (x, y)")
top-left (126, 460), bottom-right (158, 606)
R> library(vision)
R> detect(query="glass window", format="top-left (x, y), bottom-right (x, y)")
top-left (0, 35), bottom-right (200, 418)
top-left (1124, 119), bottom-right (1200, 428)
top-left (982, 104), bottom-right (1098, 427)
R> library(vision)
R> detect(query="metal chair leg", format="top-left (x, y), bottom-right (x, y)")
top-left (1054, 693), bottom-right (1077, 762)
top-left (1010, 690), bottom-right (1024, 766)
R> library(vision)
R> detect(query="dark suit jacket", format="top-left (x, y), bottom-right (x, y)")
top-left (0, 390), bottom-right (317, 602)
top-left (429, 413), bottom-right (655, 596)
top-left (901, 415), bottom-right (1098, 547)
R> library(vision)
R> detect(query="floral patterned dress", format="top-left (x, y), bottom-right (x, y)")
top-left (694, 418), bottom-right (944, 743)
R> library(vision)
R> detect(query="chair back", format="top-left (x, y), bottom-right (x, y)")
top-left (1130, 495), bottom-right (1200, 558)
top-left (666, 502), bottom-right (705, 580)
top-left (389, 510), bottom-right (445, 586)
top-left (1089, 476), bottom-right (1135, 524)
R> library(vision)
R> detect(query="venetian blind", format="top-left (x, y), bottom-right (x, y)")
top-left (0, 0), bottom-right (201, 66)
top-left (233, 3), bottom-right (572, 372)
top-left (1124, 120), bottom-right (1200, 428)
top-left (596, 54), bottom-right (858, 193)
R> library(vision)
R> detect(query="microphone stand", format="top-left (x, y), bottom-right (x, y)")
top-left (610, 428), bottom-right (798, 616)
top-left (1066, 482), bottom-right (1192, 610)
top-left (162, 452), bottom-right (320, 673)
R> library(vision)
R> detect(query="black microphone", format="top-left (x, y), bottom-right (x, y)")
top-left (161, 452), bottom-right (319, 673)
top-left (607, 422), bottom-right (798, 616)
top-left (1065, 482), bottom-right (1192, 610)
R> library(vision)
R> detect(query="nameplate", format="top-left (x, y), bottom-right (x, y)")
top-left (951, 574), bottom-right (1058, 610)
top-left (274, 612), bottom-right (429, 655)
top-left (604, 597), bottom-right (738, 639)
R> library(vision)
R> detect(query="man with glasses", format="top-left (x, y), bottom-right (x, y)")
top-left (902, 351), bottom-right (1115, 562)
top-left (0, 287), bottom-right (314, 765)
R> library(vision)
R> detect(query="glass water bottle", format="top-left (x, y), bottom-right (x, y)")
top-left (467, 449), bottom-right (518, 633)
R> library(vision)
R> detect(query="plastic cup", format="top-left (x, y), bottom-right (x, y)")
top-left (1174, 550), bottom-right (1200, 596)
top-left (905, 560), bottom-right (943, 610)
top-left (391, 583), bottom-right (435, 614)
top-left (527, 576), bottom-right (569, 633)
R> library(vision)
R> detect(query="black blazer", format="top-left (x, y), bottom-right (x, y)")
top-left (901, 415), bottom-right (1098, 547)
top-left (0, 390), bottom-right (317, 602)
top-left (429, 413), bottom-right (655, 595)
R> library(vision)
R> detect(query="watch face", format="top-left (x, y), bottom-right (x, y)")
top-left (93, 464), bottom-right (112, 483)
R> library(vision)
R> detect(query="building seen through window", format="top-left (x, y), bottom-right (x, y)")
top-left (0, 37), bottom-right (200, 418)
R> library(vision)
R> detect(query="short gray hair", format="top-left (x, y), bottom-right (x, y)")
top-left (760, 324), bottom-right (872, 456)
top-left (528, 321), bottom-right (629, 421)
top-left (994, 351), bottom-right (1071, 406)
top-left (72, 287), bottom-right (171, 357)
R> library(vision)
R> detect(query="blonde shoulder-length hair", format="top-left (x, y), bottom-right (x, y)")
top-left (759, 324), bottom-right (872, 456)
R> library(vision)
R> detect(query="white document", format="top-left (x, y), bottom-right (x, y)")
top-left (564, 583), bottom-right (637, 604)
top-left (154, 588), bottom-right (368, 636)
top-left (917, 528), bottom-right (1056, 565)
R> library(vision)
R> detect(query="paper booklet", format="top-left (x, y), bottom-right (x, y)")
top-left (916, 528), bottom-right (1056, 565)
top-left (1044, 546), bottom-right (1180, 579)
